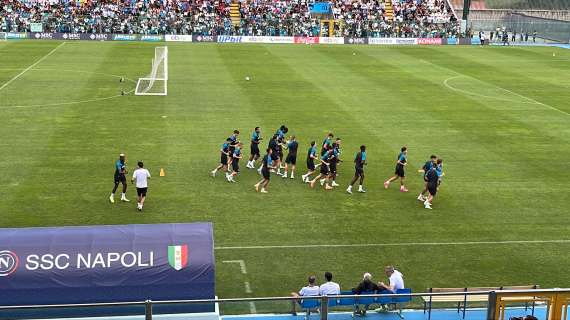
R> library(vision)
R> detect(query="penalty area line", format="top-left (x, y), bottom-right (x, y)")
top-left (215, 239), bottom-right (570, 250)
top-left (0, 42), bottom-right (66, 92)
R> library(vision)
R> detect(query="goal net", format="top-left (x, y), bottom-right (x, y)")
top-left (135, 46), bottom-right (168, 96)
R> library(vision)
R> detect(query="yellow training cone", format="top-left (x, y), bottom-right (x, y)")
top-left (160, 168), bottom-right (165, 177)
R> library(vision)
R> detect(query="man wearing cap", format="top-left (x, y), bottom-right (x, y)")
top-left (109, 153), bottom-right (129, 203)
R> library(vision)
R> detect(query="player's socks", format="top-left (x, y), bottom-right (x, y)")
top-left (109, 194), bottom-right (115, 203)
top-left (358, 185), bottom-right (366, 193)
top-left (417, 194), bottom-right (424, 201)
top-left (210, 170), bottom-right (216, 177)
top-left (121, 193), bottom-right (130, 202)
top-left (400, 186), bottom-right (408, 192)
top-left (282, 172), bottom-right (287, 178)
top-left (290, 173), bottom-right (294, 179)
top-left (331, 181), bottom-right (340, 187)
top-left (346, 186), bottom-right (352, 194)
top-left (325, 184), bottom-right (333, 190)
top-left (309, 180), bottom-right (316, 188)
top-left (260, 188), bottom-right (268, 194)
top-left (384, 181), bottom-right (390, 189)
top-left (254, 183), bottom-right (260, 192)
top-left (320, 178), bottom-right (325, 186)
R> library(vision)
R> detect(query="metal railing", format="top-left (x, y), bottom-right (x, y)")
top-left (0, 288), bottom-right (569, 320)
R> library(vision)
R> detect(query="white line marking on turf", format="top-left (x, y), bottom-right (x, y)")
top-left (215, 239), bottom-right (570, 250)
top-left (249, 302), bottom-right (257, 314)
top-left (244, 281), bottom-right (253, 294)
top-left (0, 42), bottom-right (66, 92)
top-left (443, 76), bottom-right (538, 104)
top-left (222, 260), bottom-right (248, 274)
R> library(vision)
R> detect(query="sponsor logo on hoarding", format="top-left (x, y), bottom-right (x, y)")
top-left (217, 36), bottom-right (242, 43)
top-left (61, 33), bottom-right (81, 40)
top-left (417, 38), bottom-right (442, 45)
top-left (7, 32), bottom-right (29, 39)
top-left (168, 245), bottom-right (188, 271)
top-left (89, 34), bottom-right (109, 41)
top-left (395, 38), bottom-right (417, 45)
top-left (368, 38), bottom-right (395, 45)
top-left (165, 34), bottom-right (192, 42)
top-left (32, 33), bottom-right (54, 40)
top-left (242, 36), bottom-right (294, 44)
top-left (141, 35), bottom-right (163, 42)
top-left (0, 250), bottom-right (19, 277)
top-left (294, 37), bottom-right (319, 44)
top-left (193, 35), bottom-right (215, 42)
top-left (345, 37), bottom-right (368, 45)
top-left (113, 34), bottom-right (138, 41)
top-left (447, 38), bottom-right (457, 45)
top-left (318, 37), bottom-right (344, 45)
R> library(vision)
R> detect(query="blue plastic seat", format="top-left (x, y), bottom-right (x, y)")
top-left (336, 291), bottom-right (357, 306)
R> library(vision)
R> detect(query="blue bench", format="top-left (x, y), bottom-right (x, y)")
top-left (329, 289), bottom-right (413, 318)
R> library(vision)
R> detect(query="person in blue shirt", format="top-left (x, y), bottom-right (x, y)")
top-left (418, 155), bottom-right (438, 201)
top-left (254, 148), bottom-right (276, 194)
top-left (226, 142), bottom-right (243, 182)
top-left (211, 138), bottom-right (232, 178)
top-left (347, 145), bottom-right (367, 194)
top-left (247, 127), bottom-right (262, 169)
top-left (283, 136), bottom-right (299, 179)
top-left (384, 146), bottom-right (408, 192)
top-left (301, 141), bottom-right (318, 183)
top-left (110, 153), bottom-right (130, 203)
top-left (424, 166), bottom-right (439, 210)
top-left (326, 138), bottom-right (342, 187)
top-left (321, 132), bottom-right (334, 156)
top-left (309, 146), bottom-right (333, 190)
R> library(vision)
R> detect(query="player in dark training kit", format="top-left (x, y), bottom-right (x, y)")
top-left (247, 127), bottom-right (262, 169)
top-left (418, 155), bottom-right (437, 201)
top-left (227, 142), bottom-right (243, 182)
top-left (254, 148), bottom-right (276, 193)
top-left (423, 165), bottom-right (439, 209)
top-left (282, 136), bottom-right (298, 179)
top-left (301, 141), bottom-right (318, 183)
top-left (309, 146), bottom-right (333, 190)
top-left (211, 138), bottom-right (232, 177)
top-left (347, 145), bottom-right (367, 194)
top-left (110, 153), bottom-right (130, 203)
top-left (384, 146), bottom-right (409, 192)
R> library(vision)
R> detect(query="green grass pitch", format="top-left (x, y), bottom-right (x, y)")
top-left (1, 41), bottom-right (569, 306)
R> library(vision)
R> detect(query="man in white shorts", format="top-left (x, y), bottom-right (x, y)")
top-left (131, 161), bottom-right (151, 211)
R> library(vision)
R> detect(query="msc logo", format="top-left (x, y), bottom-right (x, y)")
top-left (0, 250), bottom-right (19, 277)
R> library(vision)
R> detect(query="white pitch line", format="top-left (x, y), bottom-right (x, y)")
top-left (249, 302), bottom-right (257, 314)
top-left (222, 260), bottom-right (247, 274)
top-left (0, 42), bottom-right (66, 92)
top-left (215, 239), bottom-right (570, 250)
top-left (244, 281), bottom-right (253, 294)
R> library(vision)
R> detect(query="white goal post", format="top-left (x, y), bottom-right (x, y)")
top-left (135, 46), bottom-right (168, 96)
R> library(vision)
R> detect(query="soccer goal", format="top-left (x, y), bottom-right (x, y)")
top-left (135, 46), bottom-right (168, 96)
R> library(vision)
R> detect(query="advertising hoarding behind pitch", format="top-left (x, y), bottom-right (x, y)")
top-left (0, 223), bottom-right (215, 310)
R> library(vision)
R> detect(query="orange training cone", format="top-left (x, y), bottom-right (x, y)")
top-left (159, 168), bottom-right (165, 177)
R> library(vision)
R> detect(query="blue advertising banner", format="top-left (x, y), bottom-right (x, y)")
top-left (310, 2), bottom-right (332, 14)
top-left (0, 223), bottom-right (215, 307)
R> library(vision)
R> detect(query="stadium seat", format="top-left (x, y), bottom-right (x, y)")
top-left (300, 299), bottom-right (320, 319)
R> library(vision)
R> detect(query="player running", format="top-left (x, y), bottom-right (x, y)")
top-left (246, 127), bottom-right (262, 169)
top-left (211, 138), bottom-right (231, 177)
top-left (423, 165), bottom-right (439, 210)
top-left (227, 142), bottom-right (243, 182)
top-left (384, 146), bottom-right (409, 192)
top-left (327, 138), bottom-right (342, 187)
top-left (131, 161), bottom-right (151, 211)
top-left (347, 145), bottom-right (367, 194)
top-left (418, 155), bottom-right (437, 201)
top-left (110, 153), bottom-right (130, 203)
top-left (310, 147), bottom-right (333, 190)
top-left (282, 136), bottom-right (298, 179)
top-left (301, 141), bottom-right (318, 183)
top-left (255, 148), bottom-right (276, 194)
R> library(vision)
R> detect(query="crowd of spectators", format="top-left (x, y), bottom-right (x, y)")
top-left (290, 266), bottom-right (405, 316)
top-left (0, 0), bottom-right (458, 38)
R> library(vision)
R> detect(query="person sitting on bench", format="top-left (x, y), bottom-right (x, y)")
top-left (352, 272), bottom-right (379, 315)
top-left (291, 275), bottom-right (320, 315)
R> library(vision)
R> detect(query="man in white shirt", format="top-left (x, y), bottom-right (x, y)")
top-left (320, 272), bottom-right (340, 295)
top-left (131, 161), bottom-right (151, 211)
top-left (290, 275), bottom-right (320, 315)
top-left (379, 266), bottom-right (404, 293)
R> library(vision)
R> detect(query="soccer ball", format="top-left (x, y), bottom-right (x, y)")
top-left (245, 76), bottom-right (251, 81)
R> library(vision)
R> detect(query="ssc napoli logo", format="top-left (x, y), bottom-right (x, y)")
top-left (0, 250), bottom-right (19, 277)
